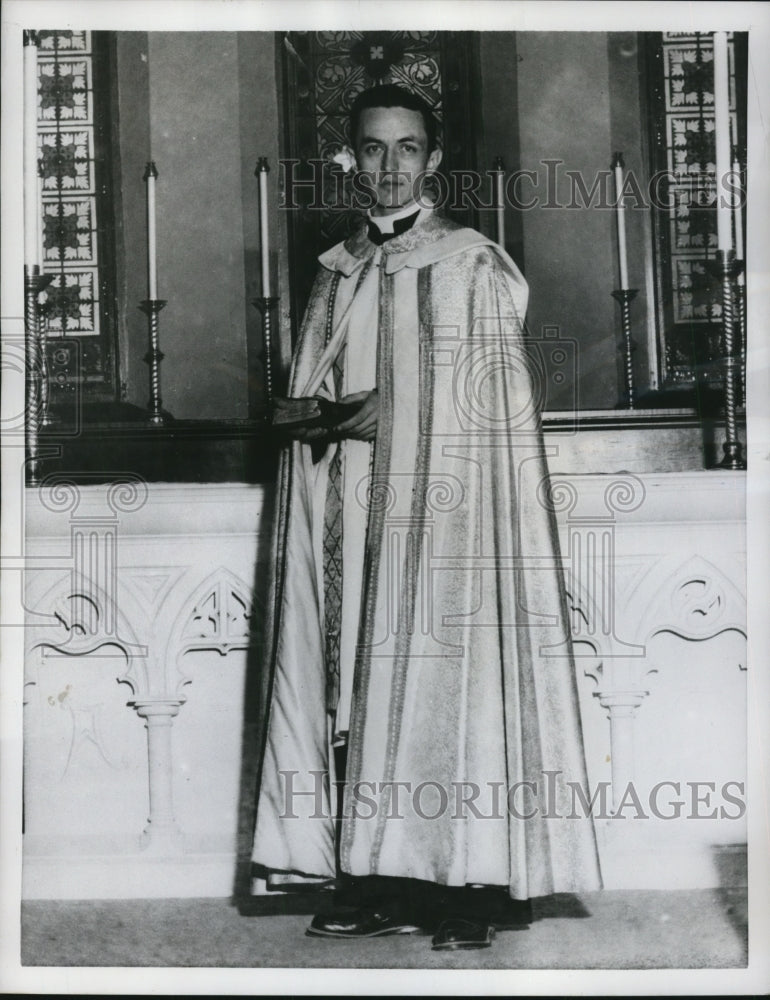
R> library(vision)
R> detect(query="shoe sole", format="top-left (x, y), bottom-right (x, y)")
top-left (431, 927), bottom-right (496, 951)
top-left (432, 940), bottom-right (494, 951)
top-left (306, 924), bottom-right (423, 938)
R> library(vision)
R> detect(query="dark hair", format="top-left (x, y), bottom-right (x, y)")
top-left (349, 84), bottom-right (439, 152)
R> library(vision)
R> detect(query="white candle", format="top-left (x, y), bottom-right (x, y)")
top-left (713, 31), bottom-right (732, 252)
top-left (612, 152), bottom-right (629, 290)
top-left (493, 157), bottom-right (505, 248)
top-left (257, 158), bottom-right (271, 297)
top-left (23, 32), bottom-right (39, 269)
top-left (144, 162), bottom-right (158, 298)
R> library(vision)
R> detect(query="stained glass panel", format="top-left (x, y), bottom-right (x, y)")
top-left (668, 184), bottom-right (716, 252)
top-left (41, 197), bottom-right (98, 265)
top-left (38, 129), bottom-right (96, 193)
top-left (38, 58), bottom-right (93, 124)
top-left (32, 29), bottom-right (118, 404)
top-left (38, 30), bottom-right (90, 53)
top-left (43, 269), bottom-right (98, 335)
top-left (37, 30), bottom-right (100, 342)
top-left (672, 257), bottom-right (718, 323)
top-left (648, 32), bottom-right (745, 389)
top-left (312, 30), bottom-right (443, 146)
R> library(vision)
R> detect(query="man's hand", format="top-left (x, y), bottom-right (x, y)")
top-left (333, 389), bottom-right (378, 441)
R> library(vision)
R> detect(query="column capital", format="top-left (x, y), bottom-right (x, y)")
top-left (596, 690), bottom-right (648, 715)
top-left (130, 697), bottom-right (185, 720)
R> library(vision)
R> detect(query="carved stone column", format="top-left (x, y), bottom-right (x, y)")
top-left (597, 690), bottom-right (648, 812)
top-left (131, 698), bottom-right (185, 853)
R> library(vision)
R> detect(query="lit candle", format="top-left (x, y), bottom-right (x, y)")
top-left (256, 157), bottom-right (271, 297)
top-left (144, 162), bottom-right (158, 298)
top-left (713, 31), bottom-right (732, 252)
top-left (493, 156), bottom-right (505, 248)
top-left (23, 31), bottom-right (39, 270)
top-left (612, 152), bottom-right (629, 290)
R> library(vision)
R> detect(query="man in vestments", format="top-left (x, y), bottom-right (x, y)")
top-left (251, 84), bottom-right (601, 951)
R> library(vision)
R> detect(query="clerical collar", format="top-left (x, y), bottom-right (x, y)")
top-left (366, 205), bottom-right (422, 246)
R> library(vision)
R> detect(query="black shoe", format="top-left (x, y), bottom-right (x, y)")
top-left (306, 906), bottom-right (422, 938)
top-left (491, 897), bottom-right (533, 930)
top-left (431, 917), bottom-right (495, 951)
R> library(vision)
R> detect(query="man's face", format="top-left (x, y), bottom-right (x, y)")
top-left (354, 105), bottom-right (442, 216)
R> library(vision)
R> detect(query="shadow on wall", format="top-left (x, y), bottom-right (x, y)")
top-left (232, 483), bottom-right (277, 900)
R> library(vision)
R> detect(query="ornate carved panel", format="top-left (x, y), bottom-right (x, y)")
top-left (169, 568), bottom-right (259, 695)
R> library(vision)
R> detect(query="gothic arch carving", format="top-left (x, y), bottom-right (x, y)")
top-left (25, 573), bottom-right (148, 696)
top-left (164, 567), bottom-right (262, 696)
top-left (628, 553), bottom-right (746, 649)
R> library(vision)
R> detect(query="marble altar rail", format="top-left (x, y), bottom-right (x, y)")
top-left (21, 473), bottom-right (746, 898)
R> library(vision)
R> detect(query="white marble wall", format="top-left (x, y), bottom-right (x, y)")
top-left (22, 472), bottom-right (746, 898)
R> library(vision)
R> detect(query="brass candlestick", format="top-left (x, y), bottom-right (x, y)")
top-left (138, 299), bottom-right (166, 426)
top-left (252, 296), bottom-right (278, 417)
top-left (611, 288), bottom-right (638, 409)
top-left (736, 277), bottom-right (746, 409)
top-left (711, 249), bottom-right (745, 469)
top-left (38, 296), bottom-right (53, 427)
top-left (25, 265), bottom-right (55, 486)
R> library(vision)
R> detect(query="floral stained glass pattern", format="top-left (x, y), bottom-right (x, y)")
top-left (39, 129), bottom-right (96, 193)
top-left (38, 58), bottom-right (93, 124)
top-left (673, 257), bottom-right (718, 322)
top-left (41, 197), bottom-right (97, 264)
top-left (37, 30), bottom-right (100, 338)
top-left (44, 269), bottom-right (98, 334)
top-left (653, 32), bottom-right (743, 386)
top-left (38, 30), bottom-right (89, 53)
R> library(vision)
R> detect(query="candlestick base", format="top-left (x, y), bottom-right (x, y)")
top-left (252, 296), bottom-right (279, 311)
top-left (138, 299), bottom-right (167, 427)
top-left (611, 288), bottom-right (638, 410)
top-left (716, 440), bottom-right (746, 471)
top-left (708, 251), bottom-right (746, 471)
top-left (252, 296), bottom-right (279, 420)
